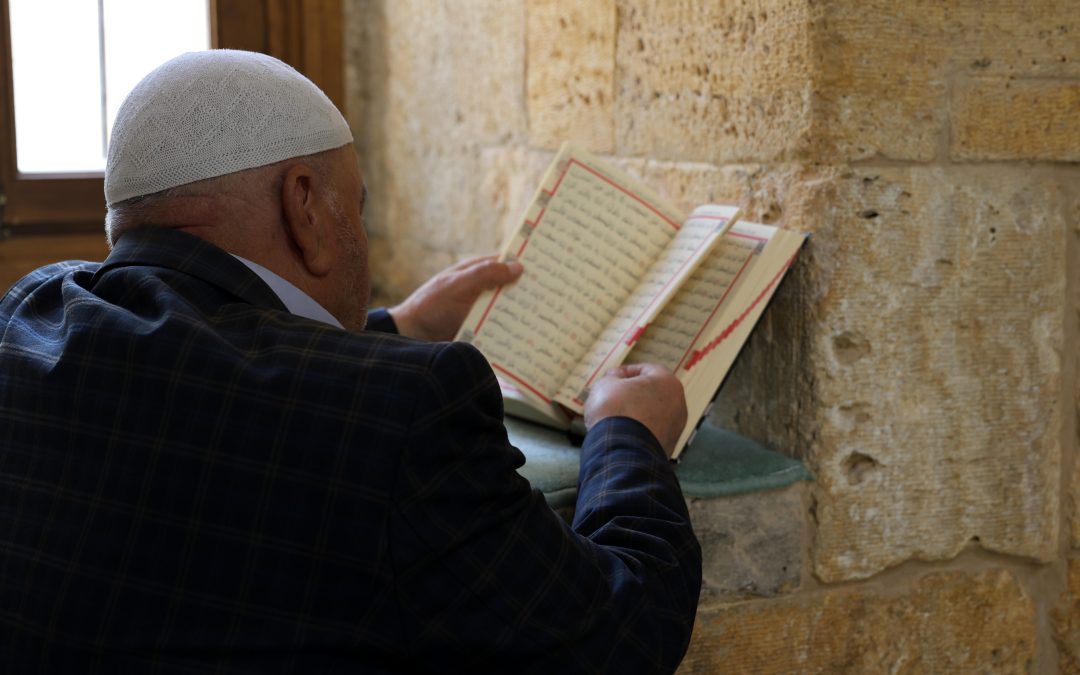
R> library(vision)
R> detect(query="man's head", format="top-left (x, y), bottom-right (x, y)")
top-left (104, 50), bottom-right (370, 330)
top-left (105, 49), bottom-right (353, 210)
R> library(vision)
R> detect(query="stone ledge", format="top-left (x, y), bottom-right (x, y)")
top-left (689, 483), bottom-right (806, 601)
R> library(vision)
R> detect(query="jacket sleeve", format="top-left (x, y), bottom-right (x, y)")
top-left (363, 307), bottom-right (398, 334)
top-left (390, 341), bottom-right (702, 674)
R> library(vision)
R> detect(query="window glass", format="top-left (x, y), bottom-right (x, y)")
top-left (9, 0), bottom-right (209, 174)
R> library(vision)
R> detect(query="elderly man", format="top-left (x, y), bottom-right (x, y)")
top-left (0, 50), bottom-right (700, 673)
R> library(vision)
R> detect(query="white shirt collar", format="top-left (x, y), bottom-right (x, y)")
top-left (231, 254), bottom-right (344, 329)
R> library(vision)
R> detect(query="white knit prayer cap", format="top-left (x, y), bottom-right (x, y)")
top-left (105, 49), bottom-right (353, 206)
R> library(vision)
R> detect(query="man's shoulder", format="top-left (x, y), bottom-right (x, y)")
top-left (3, 260), bottom-right (100, 298)
top-left (1, 260), bottom-right (102, 319)
top-left (191, 303), bottom-right (492, 391)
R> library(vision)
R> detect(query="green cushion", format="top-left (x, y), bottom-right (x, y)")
top-left (673, 423), bottom-right (812, 498)
top-left (506, 417), bottom-right (812, 509)
top-left (505, 417), bottom-right (583, 508)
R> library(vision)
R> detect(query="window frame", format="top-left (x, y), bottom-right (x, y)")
top-left (0, 0), bottom-right (343, 234)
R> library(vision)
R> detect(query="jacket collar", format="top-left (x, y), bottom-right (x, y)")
top-left (95, 227), bottom-right (288, 312)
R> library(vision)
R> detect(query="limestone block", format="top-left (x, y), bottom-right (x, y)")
top-left (366, 145), bottom-right (554, 303)
top-left (937, 2), bottom-right (1080, 79)
top-left (1075, 360), bottom-right (1080, 550)
top-left (1074, 209), bottom-right (1080, 551)
top-left (680, 569), bottom-right (1035, 674)
top-left (688, 483), bottom-right (806, 602)
top-left (953, 80), bottom-right (1080, 162)
top-left (614, 0), bottom-right (816, 163)
top-left (367, 237), bottom-right (455, 308)
top-left (378, 0), bottom-right (525, 146)
top-left (343, 0), bottom-right (389, 239)
top-left (343, 0), bottom-right (527, 300)
top-left (1054, 558), bottom-right (1080, 674)
top-left (811, 0), bottom-right (1080, 161)
top-left (344, 0), bottom-right (526, 218)
top-left (811, 4), bottom-right (948, 161)
top-left (1074, 423), bottom-right (1080, 550)
top-left (636, 160), bottom-right (820, 227)
top-left (526, 0), bottom-right (615, 152)
top-left (475, 146), bottom-right (559, 245)
top-left (602, 157), bottom-right (823, 237)
top-left (711, 166), bottom-right (1067, 581)
top-left (613, 0), bottom-right (1080, 164)
top-left (604, 157), bottom-right (758, 218)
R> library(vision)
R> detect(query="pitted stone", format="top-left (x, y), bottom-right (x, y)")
top-left (680, 570), bottom-right (1036, 674)
top-left (527, 0), bottom-right (615, 152)
top-left (711, 166), bottom-right (1068, 582)
top-left (688, 484), bottom-right (805, 601)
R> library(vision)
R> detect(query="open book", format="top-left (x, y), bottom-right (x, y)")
top-left (456, 143), bottom-right (806, 458)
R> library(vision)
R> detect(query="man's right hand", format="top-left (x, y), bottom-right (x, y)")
top-left (388, 255), bottom-right (523, 342)
top-left (583, 363), bottom-right (688, 458)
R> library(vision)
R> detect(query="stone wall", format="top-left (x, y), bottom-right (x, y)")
top-left (344, 0), bottom-right (1080, 671)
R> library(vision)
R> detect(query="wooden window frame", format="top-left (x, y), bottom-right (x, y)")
top-left (0, 0), bottom-right (342, 234)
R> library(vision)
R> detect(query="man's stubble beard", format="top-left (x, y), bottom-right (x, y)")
top-left (326, 187), bottom-right (370, 331)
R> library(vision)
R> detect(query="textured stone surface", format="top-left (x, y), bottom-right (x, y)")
top-left (614, 0), bottom-right (1080, 164)
top-left (1073, 204), bottom-right (1080, 551)
top-left (1075, 407), bottom-right (1080, 549)
top-left (680, 570), bottom-right (1036, 674)
top-left (688, 484), bottom-right (805, 601)
top-left (811, 0), bottom-right (1080, 161)
top-left (363, 145), bottom-right (550, 304)
top-left (953, 80), bottom-right (1080, 161)
top-left (378, 1), bottom-right (525, 146)
top-left (1075, 363), bottom-right (1080, 551)
top-left (1054, 558), bottom-right (1080, 674)
top-left (614, 0), bottom-right (816, 163)
top-left (526, 0), bottom-right (615, 152)
top-left (344, 0), bottom-right (527, 302)
top-left (635, 160), bottom-right (821, 230)
top-left (712, 166), bottom-right (1068, 582)
top-left (810, 3), bottom-right (948, 161)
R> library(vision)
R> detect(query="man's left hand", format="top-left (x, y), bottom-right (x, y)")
top-left (388, 255), bottom-right (523, 341)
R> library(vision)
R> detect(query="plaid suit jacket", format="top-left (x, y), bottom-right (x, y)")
top-left (0, 227), bottom-right (701, 674)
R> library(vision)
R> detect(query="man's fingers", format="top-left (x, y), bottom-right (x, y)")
top-left (503, 260), bottom-right (524, 280)
top-left (604, 363), bottom-right (654, 380)
top-left (447, 254), bottom-right (498, 272)
top-left (454, 258), bottom-right (523, 292)
top-left (606, 364), bottom-right (637, 379)
top-left (584, 361), bottom-right (687, 457)
top-left (390, 252), bottom-right (521, 341)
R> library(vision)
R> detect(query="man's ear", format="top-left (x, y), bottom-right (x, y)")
top-left (281, 162), bottom-right (333, 277)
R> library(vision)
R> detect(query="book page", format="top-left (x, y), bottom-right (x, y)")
top-left (675, 223), bottom-right (802, 382)
top-left (626, 220), bottom-right (772, 374)
top-left (649, 224), bottom-right (807, 458)
top-left (457, 143), bottom-right (685, 409)
top-left (552, 205), bottom-right (738, 413)
top-left (497, 377), bottom-right (572, 430)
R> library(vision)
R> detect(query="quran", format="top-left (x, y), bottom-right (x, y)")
top-left (456, 143), bottom-right (806, 458)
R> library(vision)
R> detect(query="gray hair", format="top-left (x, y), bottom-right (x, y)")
top-left (105, 188), bottom-right (179, 246)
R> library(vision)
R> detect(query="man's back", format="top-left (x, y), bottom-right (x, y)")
top-left (0, 227), bottom-right (701, 673)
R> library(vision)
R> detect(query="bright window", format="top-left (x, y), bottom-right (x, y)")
top-left (9, 0), bottom-right (209, 174)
